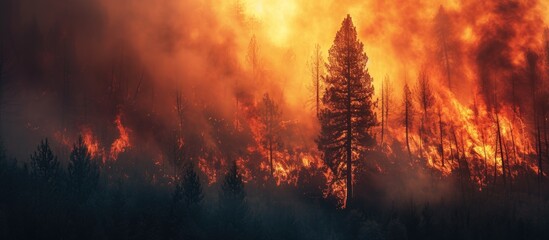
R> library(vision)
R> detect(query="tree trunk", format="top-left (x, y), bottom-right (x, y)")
top-left (345, 40), bottom-right (353, 208)
top-left (406, 119), bottom-right (412, 162)
top-left (442, 38), bottom-right (452, 91)
top-left (405, 104), bottom-right (412, 162)
top-left (438, 108), bottom-right (444, 167)
top-left (316, 61), bottom-right (320, 118)
top-left (419, 117), bottom-right (424, 161)
top-left (496, 113), bottom-right (506, 189)
top-left (536, 116), bottom-right (543, 195)
top-left (540, 111), bottom-right (549, 178)
top-left (481, 130), bottom-right (488, 186)
top-left (381, 80), bottom-right (384, 147)
top-left (269, 138), bottom-right (273, 178)
top-left (493, 135), bottom-right (498, 185)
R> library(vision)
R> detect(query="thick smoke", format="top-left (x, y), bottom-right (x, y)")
top-left (0, 0), bottom-right (548, 203)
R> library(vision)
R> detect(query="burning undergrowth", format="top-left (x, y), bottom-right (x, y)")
top-left (0, 0), bottom-right (548, 208)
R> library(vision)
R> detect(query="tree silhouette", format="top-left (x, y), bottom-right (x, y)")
top-left (402, 82), bottom-right (414, 162)
top-left (310, 44), bottom-right (324, 117)
top-left (259, 93), bottom-right (281, 178)
top-left (380, 75), bottom-right (393, 147)
top-left (180, 161), bottom-right (203, 217)
top-left (317, 15), bottom-right (377, 208)
top-left (247, 35), bottom-right (260, 82)
top-left (67, 135), bottom-right (100, 202)
top-left (169, 161), bottom-right (203, 239)
top-left (218, 160), bottom-right (248, 237)
top-left (434, 6), bottom-right (453, 91)
top-left (30, 139), bottom-right (60, 188)
top-left (415, 71), bottom-right (434, 160)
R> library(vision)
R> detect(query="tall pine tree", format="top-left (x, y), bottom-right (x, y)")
top-left (218, 160), bottom-right (248, 238)
top-left (318, 15), bottom-right (377, 208)
top-left (67, 135), bottom-right (99, 202)
top-left (259, 93), bottom-right (281, 179)
top-left (30, 138), bottom-right (60, 188)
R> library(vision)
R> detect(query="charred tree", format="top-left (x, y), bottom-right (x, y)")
top-left (247, 34), bottom-right (260, 82)
top-left (310, 44), bottom-right (324, 118)
top-left (380, 75), bottom-right (392, 148)
top-left (415, 71), bottom-right (434, 161)
top-left (473, 95), bottom-right (489, 182)
top-left (434, 6), bottom-right (453, 91)
top-left (437, 106), bottom-right (445, 167)
top-left (495, 112), bottom-right (507, 189)
top-left (540, 105), bottom-right (549, 180)
top-left (317, 15), bottom-right (377, 208)
top-left (259, 93), bottom-right (281, 179)
top-left (402, 82), bottom-right (414, 162)
top-left (527, 50), bottom-right (543, 193)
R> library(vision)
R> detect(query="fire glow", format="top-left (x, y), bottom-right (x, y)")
top-left (6, 0), bottom-right (549, 208)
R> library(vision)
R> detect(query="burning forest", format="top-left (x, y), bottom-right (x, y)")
top-left (1, 0), bottom-right (549, 239)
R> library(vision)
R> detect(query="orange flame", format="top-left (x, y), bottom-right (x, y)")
top-left (81, 127), bottom-right (104, 161)
top-left (109, 114), bottom-right (131, 160)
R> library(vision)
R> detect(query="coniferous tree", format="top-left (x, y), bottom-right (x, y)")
top-left (180, 161), bottom-right (203, 217)
top-left (30, 139), bottom-right (60, 188)
top-left (402, 82), bottom-right (414, 162)
top-left (415, 72), bottom-right (434, 160)
top-left (218, 160), bottom-right (247, 237)
top-left (317, 15), bottom-right (377, 208)
top-left (380, 75), bottom-right (392, 148)
top-left (259, 93), bottom-right (281, 178)
top-left (247, 35), bottom-right (260, 82)
top-left (168, 161), bottom-right (203, 239)
top-left (67, 135), bottom-right (99, 202)
top-left (310, 43), bottom-right (324, 117)
top-left (434, 6), bottom-right (453, 91)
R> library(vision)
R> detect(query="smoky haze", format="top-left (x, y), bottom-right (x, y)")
top-left (0, 0), bottom-right (548, 205)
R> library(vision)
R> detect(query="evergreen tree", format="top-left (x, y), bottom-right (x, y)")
top-left (30, 139), bottom-right (60, 188)
top-left (67, 135), bottom-right (99, 202)
top-left (310, 43), bottom-right (324, 117)
top-left (180, 161), bottom-right (203, 217)
top-left (415, 72), bottom-right (434, 160)
top-left (259, 93), bottom-right (281, 178)
top-left (218, 160), bottom-right (248, 238)
top-left (434, 5), bottom-right (453, 91)
top-left (402, 82), bottom-right (414, 162)
top-left (317, 15), bottom-right (377, 208)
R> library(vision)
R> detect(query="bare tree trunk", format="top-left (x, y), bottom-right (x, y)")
top-left (536, 115), bottom-right (543, 195)
top-left (314, 45), bottom-right (321, 118)
top-left (269, 137), bottom-right (273, 178)
top-left (381, 79), bottom-right (385, 147)
top-left (496, 113), bottom-right (506, 189)
top-left (443, 44), bottom-right (452, 91)
top-left (493, 134), bottom-right (498, 186)
top-left (438, 107), bottom-right (444, 167)
top-left (452, 128), bottom-right (465, 201)
top-left (510, 121), bottom-right (518, 173)
top-left (482, 129), bottom-right (488, 186)
top-left (419, 117), bottom-right (424, 161)
top-left (459, 132), bottom-right (473, 198)
top-left (540, 109), bottom-right (549, 178)
top-left (269, 102), bottom-right (274, 178)
top-left (503, 133), bottom-right (512, 189)
top-left (405, 109), bottom-right (412, 162)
